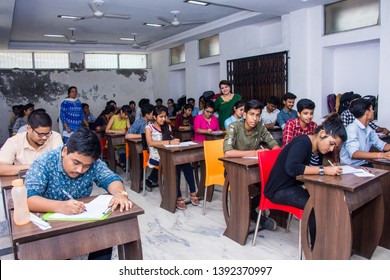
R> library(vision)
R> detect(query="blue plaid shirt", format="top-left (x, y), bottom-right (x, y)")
top-left (126, 117), bottom-right (148, 134)
top-left (25, 146), bottom-right (122, 200)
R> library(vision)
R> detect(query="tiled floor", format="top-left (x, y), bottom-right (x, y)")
top-left (1, 169), bottom-right (390, 260)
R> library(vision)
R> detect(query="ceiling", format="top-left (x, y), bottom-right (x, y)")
top-left (0, 0), bottom-right (338, 52)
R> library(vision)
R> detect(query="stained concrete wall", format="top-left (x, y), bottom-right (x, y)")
top-left (0, 68), bottom-right (153, 144)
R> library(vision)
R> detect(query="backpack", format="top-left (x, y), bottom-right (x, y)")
top-left (202, 90), bottom-right (215, 102)
top-left (337, 91), bottom-right (355, 115)
top-left (327, 94), bottom-right (336, 113)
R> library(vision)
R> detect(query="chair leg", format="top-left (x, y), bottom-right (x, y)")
top-left (298, 219), bottom-right (302, 260)
top-left (142, 168), bottom-right (146, 196)
top-left (202, 186), bottom-right (208, 215)
top-left (252, 209), bottom-right (263, 246)
top-left (286, 213), bottom-right (293, 233)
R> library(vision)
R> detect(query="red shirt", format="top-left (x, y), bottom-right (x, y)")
top-left (282, 118), bottom-right (317, 147)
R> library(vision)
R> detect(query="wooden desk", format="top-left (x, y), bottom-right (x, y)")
top-left (172, 128), bottom-right (194, 141)
top-left (219, 157), bottom-right (259, 245)
top-left (11, 196), bottom-right (144, 260)
top-left (371, 158), bottom-right (390, 249)
top-left (105, 133), bottom-right (126, 172)
top-left (298, 168), bottom-right (388, 260)
top-left (155, 142), bottom-right (206, 213)
top-left (126, 138), bottom-right (143, 193)
top-left (1, 175), bottom-right (18, 221)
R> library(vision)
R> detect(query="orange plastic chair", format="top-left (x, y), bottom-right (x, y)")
top-left (252, 148), bottom-right (303, 260)
top-left (141, 133), bottom-right (159, 196)
top-left (125, 142), bottom-right (130, 180)
top-left (203, 139), bottom-right (225, 215)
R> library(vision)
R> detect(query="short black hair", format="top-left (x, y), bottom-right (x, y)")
top-left (129, 100), bottom-right (136, 106)
top-left (296, 98), bottom-right (315, 113)
top-left (183, 103), bottom-right (194, 111)
top-left (67, 86), bottom-right (77, 97)
top-left (28, 110), bottom-right (51, 129)
top-left (119, 105), bottom-right (132, 116)
top-left (141, 103), bottom-right (155, 117)
top-left (283, 92), bottom-right (297, 101)
top-left (155, 98), bottom-right (163, 103)
top-left (219, 80), bottom-right (232, 88)
top-left (20, 103), bottom-right (34, 117)
top-left (244, 100), bottom-right (263, 113)
top-left (66, 127), bottom-right (101, 160)
top-left (203, 101), bottom-right (214, 111)
top-left (81, 103), bottom-right (89, 110)
top-left (349, 98), bottom-right (372, 119)
top-left (138, 98), bottom-right (150, 107)
top-left (187, 98), bottom-right (195, 103)
top-left (315, 113), bottom-right (347, 142)
top-left (268, 96), bottom-right (281, 107)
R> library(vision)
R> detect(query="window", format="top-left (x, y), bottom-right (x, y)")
top-left (85, 54), bottom-right (118, 69)
top-left (0, 52), bottom-right (33, 69)
top-left (324, 0), bottom-right (380, 35)
top-left (119, 54), bottom-right (147, 69)
top-left (199, 35), bottom-right (219, 59)
top-left (34, 53), bottom-right (69, 69)
top-left (170, 44), bottom-right (185, 65)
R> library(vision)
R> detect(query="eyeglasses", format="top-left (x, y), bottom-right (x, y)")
top-left (204, 110), bottom-right (214, 114)
top-left (33, 128), bottom-right (52, 138)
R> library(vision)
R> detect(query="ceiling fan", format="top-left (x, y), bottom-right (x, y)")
top-left (157, 10), bottom-right (205, 28)
top-left (58, 0), bottom-right (130, 20)
top-left (44, 28), bottom-right (98, 44)
top-left (129, 33), bottom-right (149, 49)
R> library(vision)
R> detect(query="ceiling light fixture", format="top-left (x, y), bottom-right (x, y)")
top-left (184, 0), bottom-right (209, 6)
top-left (143, 23), bottom-right (164, 27)
top-left (57, 15), bottom-right (81, 20)
top-left (44, 34), bottom-right (65, 38)
top-left (119, 37), bottom-right (134, 41)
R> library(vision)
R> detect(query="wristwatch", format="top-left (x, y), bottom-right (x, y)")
top-left (117, 190), bottom-right (128, 199)
top-left (319, 166), bottom-right (325, 176)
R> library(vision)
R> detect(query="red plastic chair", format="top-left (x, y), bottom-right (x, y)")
top-left (252, 148), bottom-right (303, 260)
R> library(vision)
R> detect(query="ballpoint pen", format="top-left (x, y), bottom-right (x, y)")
top-left (62, 189), bottom-right (87, 212)
top-left (361, 166), bottom-right (372, 173)
top-left (327, 160), bottom-right (335, 166)
top-left (102, 207), bottom-right (112, 215)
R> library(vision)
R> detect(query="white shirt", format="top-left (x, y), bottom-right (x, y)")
top-left (261, 108), bottom-right (280, 124)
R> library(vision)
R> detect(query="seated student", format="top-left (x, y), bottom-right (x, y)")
top-left (265, 113), bottom-right (346, 246)
top-left (25, 127), bottom-right (133, 260)
top-left (9, 104), bottom-right (23, 136)
top-left (261, 96), bottom-right (281, 129)
top-left (282, 98), bottom-right (317, 147)
top-left (277, 92), bottom-right (298, 130)
top-left (13, 103), bottom-right (34, 135)
top-left (125, 103), bottom-right (154, 139)
top-left (193, 101), bottom-right (220, 142)
top-left (128, 100), bottom-right (137, 125)
top-left (82, 103), bottom-right (96, 126)
top-left (341, 94), bottom-right (389, 134)
top-left (136, 99), bottom-right (150, 121)
top-left (223, 100), bottom-right (280, 230)
top-left (0, 111), bottom-right (63, 176)
top-left (90, 105), bottom-right (116, 132)
top-left (145, 106), bottom-right (199, 209)
top-left (155, 98), bottom-right (163, 107)
top-left (17, 108), bottom-right (46, 134)
top-left (340, 98), bottom-right (390, 166)
top-left (174, 103), bottom-right (194, 131)
top-left (167, 98), bottom-right (178, 118)
top-left (224, 100), bottom-right (245, 129)
top-left (187, 98), bottom-right (199, 116)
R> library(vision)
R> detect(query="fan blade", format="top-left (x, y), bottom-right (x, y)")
top-left (89, 1), bottom-right (100, 13)
top-left (76, 15), bottom-right (95, 20)
top-left (76, 40), bottom-right (99, 44)
top-left (104, 13), bottom-right (130, 19)
top-left (181, 20), bottom-right (206, 26)
top-left (138, 41), bottom-right (151, 46)
top-left (157, 16), bottom-right (172, 25)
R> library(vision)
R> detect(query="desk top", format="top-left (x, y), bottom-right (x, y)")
top-left (155, 141), bottom-right (203, 153)
top-left (126, 137), bottom-right (142, 143)
top-left (219, 157), bottom-right (258, 167)
top-left (297, 167), bottom-right (388, 192)
top-left (1, 175), bottom-right (19, 189)
top-left (372, 158), bottom-right (390, 166)
top-left (11, 195), bottom-right (144, 243)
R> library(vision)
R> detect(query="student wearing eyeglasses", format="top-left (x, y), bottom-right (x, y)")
top-left (0, 111), bottom-right (63, 176)
top-left (193, 101), bottom-right (220, 142)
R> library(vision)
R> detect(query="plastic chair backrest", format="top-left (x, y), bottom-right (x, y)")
top-left (203, 139), bottom-right (225, 187)
top-left (257, 148), bottom-right (303, 219)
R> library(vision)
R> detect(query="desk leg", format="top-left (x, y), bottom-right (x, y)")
top-left (107, 138), bottom-right (116, 172)
top-left (129, 150), bottom-right (142, 193)
top-left (118, 240), bottom-right (143, 260)
top-left (194, 161), bottom-right (210, 201)
top-left (158, 152), bottom-right (177, 213)
top-left (222, 163), bottom-right (251, 245)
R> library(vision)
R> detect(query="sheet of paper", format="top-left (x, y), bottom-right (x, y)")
top-left (30, 213), bottom-right (51, 230)
top-left (242, 156), bottom-right (258, 159)
top-left (354, 171), bottom-right (375, 177)
top-left (164, 141), bottom-right (198, 148)
top-left (341, 165), bottom-right (364, 174)
top-left (44, 195), bottom-right (113, 221)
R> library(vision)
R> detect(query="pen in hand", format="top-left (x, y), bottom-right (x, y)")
top-left (62, 189), bottom-right (87, 212)
top-left (327, 160), bottom-right (335, 167)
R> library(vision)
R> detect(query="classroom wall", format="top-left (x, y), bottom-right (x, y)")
top-left (0, 66), bottom-right (153, 143)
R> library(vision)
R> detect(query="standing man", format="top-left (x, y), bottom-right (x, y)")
top-left (59, 86), bottom-right (89, 143)
top-left (223, 100), bottom-right (280, 231)
top-left (340, 98), bottom-right (390, 166)
top-left (25, 127), bottom-right (133, 260)
top-left (277, 92), bottom-right (298, 130)
top-left (0, 111), bottom-right (63, 176)
top-left (261, 96), bottom-right (281, 129)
